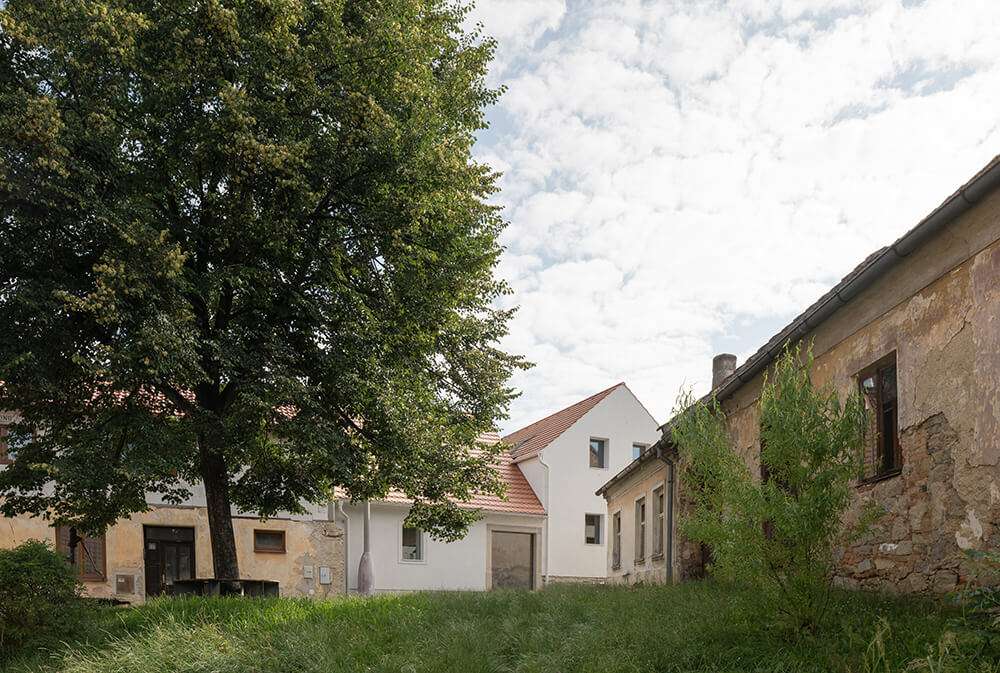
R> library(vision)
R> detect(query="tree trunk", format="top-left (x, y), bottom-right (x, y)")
top-left (198, 434), bottom-right (240, 580)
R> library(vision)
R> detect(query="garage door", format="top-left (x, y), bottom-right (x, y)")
top-left (491, 531), bottom-right (534, 589)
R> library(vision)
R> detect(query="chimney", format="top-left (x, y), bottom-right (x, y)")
top-left (712, 353), bottom-right (737, 390)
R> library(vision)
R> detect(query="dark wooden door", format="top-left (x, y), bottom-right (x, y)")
top-left (144, 526), bottom-right (195, 596)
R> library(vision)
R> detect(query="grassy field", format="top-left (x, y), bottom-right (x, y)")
top-left (2, 582), bottom-right (974, 673)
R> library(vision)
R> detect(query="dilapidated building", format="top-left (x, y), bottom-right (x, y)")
top-left (602, 154), bottom-right (1000, 594)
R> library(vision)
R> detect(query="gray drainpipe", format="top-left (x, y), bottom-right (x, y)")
top-left (656, 443), bottom-right (675, 584)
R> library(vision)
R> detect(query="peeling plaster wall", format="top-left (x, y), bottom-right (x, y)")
top-left (708, 191), bottom-right (1000, 594)
top-left (603, 457), bottom-right (674, 585)
top-left (0, 506), bottom-right (344, 602)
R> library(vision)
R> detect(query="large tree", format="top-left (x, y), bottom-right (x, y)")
top-left (0, 0), bottom-right (526, 579)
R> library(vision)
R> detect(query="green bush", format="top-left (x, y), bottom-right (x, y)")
top-left (0, 539), bottom-right (87, 660)
top-left (673, 343), bottom-right (877, 633)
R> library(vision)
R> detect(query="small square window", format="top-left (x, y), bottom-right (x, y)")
top-left (584, 514), bottom-right (603, 545)
top-left (589, 438), bottom-right (607, 468)
top-left (254, 529), bottom-right (286, 553)
top-left (401, 526), bottom-right (423, 561)
top-left (56, 527), bottom-right (106, 580)
top-left (632, 443), bottom-right (646, 461)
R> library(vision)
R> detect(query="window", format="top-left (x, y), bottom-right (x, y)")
top-left (584, 513), bottom-right (603, 544)
top-left (612, 511), bottom-right (621, 569)
top-left (653, 486), bottom-right (665, 557)
top-left (55, 526), bottom-right (105, 580)
top-left (401, 526), bottom-right (423, 561)
top-left (858, 355), bottom-right (899, 479)
top-left (632, 443), bottom-right (646, 460)
top-left (0, 424), bottom-right (30, 464)
top-left (589, 438), bottom-right (607, 468)
top-left (635, 497), bottom-right (646, 562)
top-left (254, 529), bottom-right (286, 553)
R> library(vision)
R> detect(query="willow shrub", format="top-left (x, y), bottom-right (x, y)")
top-left (673, 344), bottom-right (878, 632)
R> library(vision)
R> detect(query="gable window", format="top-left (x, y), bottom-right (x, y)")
top-left (858, 355), bottom-right (900, 479)
top-left (0, 424), bottom-right (30, 464)
top-left (589, 438), bottom-right (607, 468)
top-left (632, 443), bottom-right (646, 461)
top-left (653, 486), bottom-right (665, 557)
top-left (55, 526), bottom-right (106, 580)
top-left (254, 529), bottom-right (286, 553)
top-left (584, 513), bottom-right (603, 545)
top-left (401, 526), bottom-right (423, 562)
top-left (635, 497), bottom-right (646, 562)
top-left (612, 511), bottom-right (621, 569)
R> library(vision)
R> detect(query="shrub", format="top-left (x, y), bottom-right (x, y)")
top-left (0, 539), bottom-right (87, 660)
top-left (673, 343), bottom-right (877, 632)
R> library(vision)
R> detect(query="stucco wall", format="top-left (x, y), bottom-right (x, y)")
top-left (0, 506), bottom-right (344, 602)
top-left (339, 501), bottom-right (544, 592)
top-left (537, 385), bottom-right (660, 580)
top-left (707, 189), bottom-right (1000, 594)
top-left (603, 456), bottom-right (674, 585)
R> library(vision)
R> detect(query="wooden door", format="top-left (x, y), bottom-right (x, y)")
top-left (144, 526), bottom-right (195, 596)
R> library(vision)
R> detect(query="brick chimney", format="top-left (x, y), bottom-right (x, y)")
top-left (712, 353), bottom-right (737, 390)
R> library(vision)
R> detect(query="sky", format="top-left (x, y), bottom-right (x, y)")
top-left (464, 0), bottom-right (1000, 436)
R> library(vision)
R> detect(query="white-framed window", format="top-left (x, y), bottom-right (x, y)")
top-left (400, 525), bottom-right (424, 562)
top-left (632, 443), bottom-right (647, 460)
top-left (653, 484), bottom-right (665, 557)
top-left (612, 511), bottom-right (622, 569)
top-left (635, 496), bottom-right (646, 562)
top-left (589, 438), bottom-right (607, 468)
top-left (584, 513), bottom-right (603, 545)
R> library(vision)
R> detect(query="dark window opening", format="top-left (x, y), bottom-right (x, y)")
top-left (858, 355), bottom-right (900, 479)
top-left (584, 513), bottom-right (602, 545)
top-left (56, 526), bottom-right (106, 580)
top-left (589, 438), bottom-right (607, 468)
top-left (253, 529), bottom-right (286, 553)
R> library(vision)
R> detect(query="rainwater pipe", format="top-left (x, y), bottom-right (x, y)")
top-left (357, 501), bottom-right (375, 595)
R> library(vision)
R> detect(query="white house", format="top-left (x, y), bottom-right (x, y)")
top-left (503, 382), bottom-right (660, 583)
top-left (335, 432), bottom-right (547, 592)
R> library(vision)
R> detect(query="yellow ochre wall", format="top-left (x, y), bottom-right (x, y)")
top-left (0, 506), bottom-right (344, 602)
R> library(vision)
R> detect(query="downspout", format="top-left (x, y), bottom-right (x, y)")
top-left (357, 501), bottom-right (374, 595)
top-left (334, 500), bottom-right (351, 594)
top-left (656, 443), bottom-right (674, 585)
top-left (537, 453), bottom-right (551, 585)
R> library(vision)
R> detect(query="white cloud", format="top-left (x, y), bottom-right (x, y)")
top-left (474, 0), bottom-right (1000, 434)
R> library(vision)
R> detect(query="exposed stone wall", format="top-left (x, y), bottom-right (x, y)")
top-left (696, 200), bottom-right (1000, 595)
top-left (545, 575), bottom-right (606, 585)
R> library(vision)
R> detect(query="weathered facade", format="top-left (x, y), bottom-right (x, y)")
top-left (655, 155), bottom-right (1000, 594)
top-left (596, 447), bottom-right (676, 585)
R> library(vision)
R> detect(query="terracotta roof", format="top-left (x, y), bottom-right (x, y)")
top-left (335, 432), bottom-right (545, 516)
top-left (503, 382), bottom-right (625, 460)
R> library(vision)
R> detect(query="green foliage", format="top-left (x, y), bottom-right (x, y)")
top-left (673, 343), bottom-right (875, 632)
top-left (3, 583), bottom-right (959, 673)
top-left (0, 0), bottom-right (528, 564)
top-left (0, 540), bottom-right (89, 661)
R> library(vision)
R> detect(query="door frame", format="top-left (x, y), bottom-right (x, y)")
top-left (485, 523), bottom-right (543, 590)
top-left (143, 525), bottom-right (197, 597)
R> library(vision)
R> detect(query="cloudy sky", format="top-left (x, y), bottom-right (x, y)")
top-left (465, 0), bottom-right (1000, 435)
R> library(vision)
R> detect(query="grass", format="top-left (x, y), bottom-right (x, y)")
top-left (1, 582), bottom-right (972, 673)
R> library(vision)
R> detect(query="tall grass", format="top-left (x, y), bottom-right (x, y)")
top-left (5, 582), bottom-right (961, 673)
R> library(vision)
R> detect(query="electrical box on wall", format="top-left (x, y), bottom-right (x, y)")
top-left (116, 574), bottom-right (135, 594)
top-left (303, 565), bottom-right (314, 579)
top-left (319, 566), bottom-right (331, 585)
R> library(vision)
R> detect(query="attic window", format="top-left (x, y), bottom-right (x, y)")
top-left (589, 438), bottom-right (607, 468)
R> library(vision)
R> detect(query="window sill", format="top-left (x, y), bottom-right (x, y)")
top-left (635, 557), bottom-right (646, 565)
top-left (611, 564), bottom-right (621, 570)
top-left (651, 553), bottom-right (664, 561)
top-left (857, 468), bottom-right (902, 488)
top-left (253, 548), bottom-right (286, 554)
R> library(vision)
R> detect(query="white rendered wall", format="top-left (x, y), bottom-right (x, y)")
top-left (536, 385), bottom-right (659, 580)
top-left (341, 502), bottom-right (544, 592)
